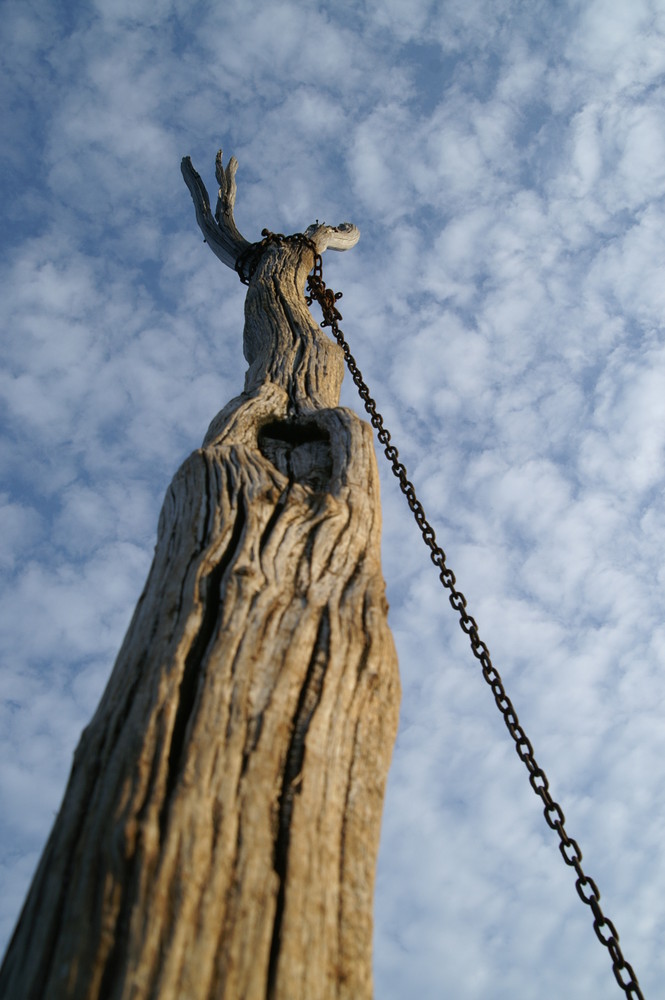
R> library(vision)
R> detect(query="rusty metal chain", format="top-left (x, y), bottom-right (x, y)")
top-left (233, 231), bottom-right (644, 996)
top-left (301, 246), bottom-right (645, 1000)
top-left (235, 229), bottom-right (314, 285)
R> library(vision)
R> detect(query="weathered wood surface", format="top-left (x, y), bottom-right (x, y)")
top-left (0, 154), bottom-right (400, 1000)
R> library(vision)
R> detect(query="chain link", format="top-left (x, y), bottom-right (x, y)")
top-left (301, 245), bottom-right (645, 1000)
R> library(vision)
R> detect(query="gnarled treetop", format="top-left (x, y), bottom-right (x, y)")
top-left (181, 150), bottom-right (359, 273)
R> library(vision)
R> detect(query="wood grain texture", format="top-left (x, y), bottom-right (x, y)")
top-left (0, 155), bottom-right (400, 1000)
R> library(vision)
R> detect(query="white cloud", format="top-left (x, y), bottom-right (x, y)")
top-left (1, 1), bottom-right (664, 996)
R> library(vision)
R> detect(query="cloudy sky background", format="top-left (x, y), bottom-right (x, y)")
top-left (2, 0), bottom-right (664, 996)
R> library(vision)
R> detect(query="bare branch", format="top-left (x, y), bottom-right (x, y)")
top-left (181, 150), bottom-right (251, 271)
top-left (305, 221), bottom-right (360, 253)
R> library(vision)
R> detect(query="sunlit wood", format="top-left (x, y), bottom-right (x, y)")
top-left (0, 152), bottom-right (399, 1000)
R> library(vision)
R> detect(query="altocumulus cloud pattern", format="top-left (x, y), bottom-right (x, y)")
top-left (1, 2), bottom-right (664, 997)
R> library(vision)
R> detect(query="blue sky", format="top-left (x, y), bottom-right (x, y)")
top-left (1, 0), bottom-right (664, 996)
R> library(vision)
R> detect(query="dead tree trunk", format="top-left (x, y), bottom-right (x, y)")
top-left (0, 152), bottom-right (400, 1000)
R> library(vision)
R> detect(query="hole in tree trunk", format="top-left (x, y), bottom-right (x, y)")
top-left (257, 420), bottom-right (332, 491)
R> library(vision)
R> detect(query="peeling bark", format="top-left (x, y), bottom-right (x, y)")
top-left (0, 153), bottom-right (400, 1000)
